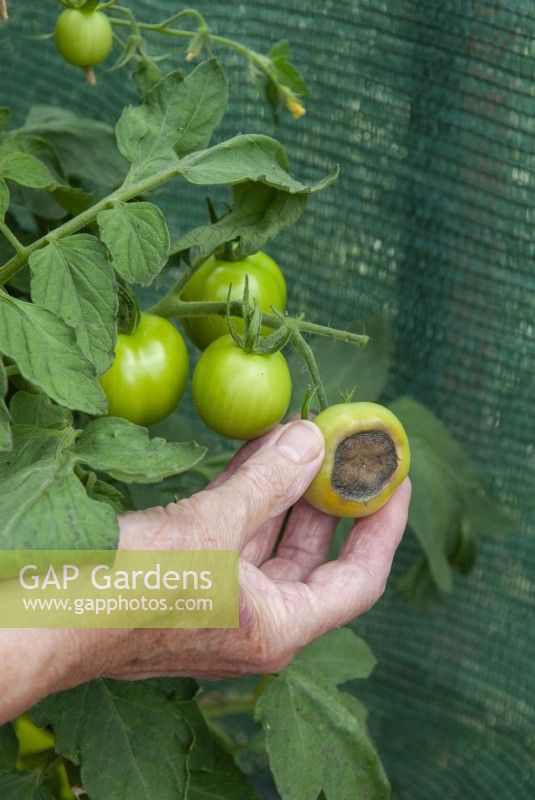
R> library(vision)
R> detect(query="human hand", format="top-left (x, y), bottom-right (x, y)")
top-left (0, 419), bottom-right (410, 721)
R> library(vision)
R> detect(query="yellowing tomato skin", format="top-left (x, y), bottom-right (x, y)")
top-left (192, 334), bottom-right (292, 440)
top-left (55, 9), bottom-right (113, 68)
top-left (100, 313), bottom-right (189, 427)
top-left (305, 402), bottom-right (410, 518)
top-left (182, 251), bottom-right (286, 350)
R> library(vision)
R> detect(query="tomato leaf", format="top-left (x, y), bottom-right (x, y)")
top-left (97, 201), bottom-right (170, 287)
top-left (0, 464), bottom-right (118, 550)
top-left (0, 138), bottom-right (56, 190)
top-left (269, 40), bottom-right (309, 96)
top-left (0, 293), bottom-right (107, 415)
top-left (21, 105), bottom-right (128, 188)
top-left (0, 177), bottom-right (9, 221)
top-left (0, 770), bottom-right (54, 800)
top-left (116, 60), bottom-right (228, 182)
top-left (32, 679), bottom-right (192, 800)
top-left (188, 744), bottom-right (260, 800)
top-left (390, 396), bottom-right (517, 593)
top-left (171, 183), bottom-right (307, 260)
top-left (0, 724), bottom-right (18, 775)
top-left (0, 359), bottom-right (10, 452)
top-left (29, 234), bottom-right (117, 375)
top-left (255, 629), bottom-right (389, 800)
top-left (75, 417), bottom-right (206, 484)
top-left (179, 135), bottom-right (338, 193)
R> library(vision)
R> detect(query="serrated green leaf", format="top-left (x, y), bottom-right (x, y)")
top-left (289, 627), bottom-right (377, 684)
top-left (188, 744), bottom-right (259, 800)
top-left (0, 391), bottom-right (116, 548)
top-left (0, 177), bottom-right (9, 220)
top-left (0, 108), bottom-right (11, 132)
top-left (0, 462), bottom-right (118, 549)
top-left (0, 392), bottom-right (71, 477)
top-left (0, 292), bottom-right (107, 415)
top-left (255, 630), bottom-right (389, 800)
top-left (171, 183), bottom-right (307, 260)
top-left (178, 702), bottom-right (215, 772)
top-left (116, 60), bottom-right (228, 182)
top-left (390, 396), bottom-right (484, 592)
top-left (269, 41), bottom-right (309, 96)
top-left (52, 184), bottom-right (94, 216)
top-left (0, 144), bottom-right (56, 189)
top-left (179, 135), bottom-right (338, 193)
top-left (97, 201), bottom-right (170, 287)
top-left (22, 106), bottom-right (127, 188)
top-left (29, 234), bottom-right (117, 374)
top-left (76, 416), bottom-right (206, 483)
top-left (0, 359), bottom-right (10, 452)
top-left (33, 679), bottom-right (192, 800)
top-left (133, 59), bottom-right (165, 95)
top-left (289, 317), bottom-right (391, 413)
top-left (84, 474), bottom-right (125, 513)
top-left (0, 770), bottom-right (54, 800)
top-left (0, 724), bottom-right (18, 775)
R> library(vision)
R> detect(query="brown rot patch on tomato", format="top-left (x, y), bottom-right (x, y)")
top-left (332, 430), bottom-right (398, 502)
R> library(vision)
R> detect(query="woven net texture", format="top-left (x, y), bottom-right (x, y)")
top-left (1, 2), bottom-right (534, 798)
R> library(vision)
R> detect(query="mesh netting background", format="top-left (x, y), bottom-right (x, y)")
top-left (1, 1), bottom-right (534, 797)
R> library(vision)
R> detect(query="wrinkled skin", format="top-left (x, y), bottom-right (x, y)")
top-left (0, 420), bottom-right (410, 722)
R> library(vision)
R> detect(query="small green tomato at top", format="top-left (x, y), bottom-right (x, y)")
top-left (192, 334), bottom-right (292, 440)
top-left (55, 7), bottom-right (113, 83)
top-left (100, 313), bottom-right (189, 427)
top-left (305, 402), bottom-right (410, 517)
top-left (182, 251), bottom-right (287, 350)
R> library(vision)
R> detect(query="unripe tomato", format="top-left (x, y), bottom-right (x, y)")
top-left (55, 8), bottom-right (113, 68)
top-left (181, 251), bottom-right (286, 349)
top-left (192, 334), bottom-right (292, 440)
top-left (100, 313), bottom-right (189, 427)
top-left (14, 715), bottom-right (54, 760)
top-left (305, 402), bottom-right (410, 517)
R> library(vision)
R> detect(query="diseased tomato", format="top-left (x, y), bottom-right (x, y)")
top-left (181, 251), bottom-right (286, 349)
top-left (305, 402), bottom-right (410, 517)
top-left (192, 334), bottom-right (292, 440)
top-left (99, 313), bottom-right (189, 427)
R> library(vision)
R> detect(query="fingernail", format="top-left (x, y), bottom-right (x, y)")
top-left (275, 420), bottom-right (324, 463)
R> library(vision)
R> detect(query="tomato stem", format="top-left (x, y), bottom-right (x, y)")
top-left (150, 296), bottom-right (369, 348)
top-left (0, 164), bottom-right (182, 286)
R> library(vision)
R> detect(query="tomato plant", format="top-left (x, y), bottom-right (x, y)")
top-left (192, 334), bottom-right (292, 439)
top-left (181, 250), bottom-right (286, 349)
top-left (100, 313), bottom-right (189, 427)
top-left (55, 8), bottom-right (113, 69)
top-left (0, 4), bottom-right (509, 800)
top-left (305, 402), bottom-right (410, 517)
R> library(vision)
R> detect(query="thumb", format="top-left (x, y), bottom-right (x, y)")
top-left (209, 419), bottom-right (325, 547)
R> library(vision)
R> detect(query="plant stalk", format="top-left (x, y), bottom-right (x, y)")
top-left (150, 296), bottom-right (369, 348)
top-left (0, 165), bottom-right (182, 286)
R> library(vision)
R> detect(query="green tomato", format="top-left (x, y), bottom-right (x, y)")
top-left (14, 715), bottom-right (54, 760)
top-left (100, 313), bottom-right (189, 427)
top-left (181, 251), bottom-right (286, 349)
top-left (192, 334), bottom-right (292, 440)
top-left (55, 8), bottom-right (113, 68)
top-left (304, 402), bottom-right (410, 518)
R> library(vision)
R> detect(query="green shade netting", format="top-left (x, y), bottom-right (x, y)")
top-left (1, 1), bottom-right (533, 797)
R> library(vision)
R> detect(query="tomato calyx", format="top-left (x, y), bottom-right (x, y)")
top-left (226, 277), bottom-right (290, 355)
